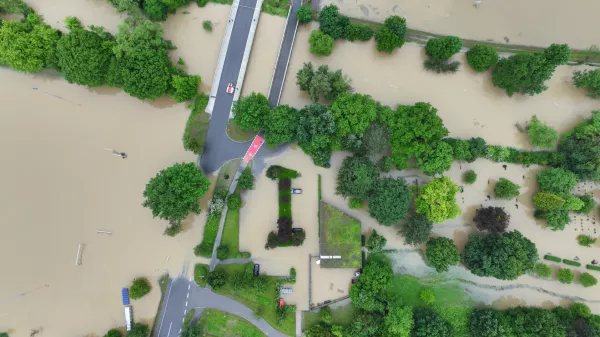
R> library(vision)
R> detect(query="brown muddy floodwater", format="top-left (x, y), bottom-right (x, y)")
top-left (324, 0), bottom-right (600, 49)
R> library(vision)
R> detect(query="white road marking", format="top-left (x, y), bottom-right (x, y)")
top-left (187, 293), bottom-right (189, 298)
top-left (179, 329), bottom-right (181, 333)
top-left (182, 317), bottom-right (185, 323)
top-left (188, 284), bottom-right (190, 290)
top-left (189, 276), bottom-right (193, 282)
top-left (185, 301), bottom-right (188, 307)
top-left (158, 280), bottom-right (174, 337)
top-left (184, 309), bottom-right (187, 315)
top-left (166, 322), bottom-right (172, 337)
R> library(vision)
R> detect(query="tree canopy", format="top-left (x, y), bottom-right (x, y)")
top-left (528, 115), bottom-right (558, 149)
top-left (494, 178), bottom-right (520, 199)
top-left (263, 104), bottom-right (298, 148)
top-left (142, 162), bottom-right (210, 226)
top-left (309, 30), bottom-right (334, 56)
top-left (296, 5), bottom-right (312, 24)
top-left (537, 168), bottom-right (578, 194)
top-left (375, 15), bottom-right (407, 54)
top-left (363, 123), bottom-right (391, 155)
top-left (473, 206), bottom-right (510, 233)
top-left (533, 191), bottom-right (565, 210)
top-left (330, 93), bottom-right (377, 147)
top-left (558, 110), bottom-right (600, 181)
top-left (415, 176), bottom-right (461, 223)
top-left (367, 177), bottom-right (412, 226)
top-left (466, 45), bottom-right (499, 72)
top-left (169, 74), bottom-right (200, 102)
top-left (463, 231), bottom-right (538, 280)
top-left (401, 214), bottom-right (433, 246)
top-left (416, 141), bottom-right (454, 176)
top-left (573, 69), bottom-right (600, 99)
top-left (468, 309), bottom-right (506, 337)
top-left (318, 4), bottom-right (349, 40)
top-left (425, 36), bottom-right (462, 61)
top-left (232, 92), bottom-right (270, 131)
top-left (412, 308), bottom-right (453, 337)
top-left (366, 229), bottom-right (387, 252)
top-left (384, 305), bottom-right (414, 337)
top-left (349, 255), bottom-right (393, 312)
top-left (426, 237), bottom-right (460, 272)
top-left (336, 155), bottom-right (379, 200)
top-left (296, 103), bottom-right (337, 167)
top-left (296, 62), bottom-right (351, 102)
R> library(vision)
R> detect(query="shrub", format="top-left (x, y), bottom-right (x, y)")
top-left (466, 45), bottom-right (498, 72)
top-left (279, 178), bottom-right (291, 191)
top-left (280, 195), bottom-right (290, 203)
top-left (563, 259), bottom-right (582, 267)
top-left (197, 0), bottom-right (209, 6)
top-left (463, 170), bottom-right (477, 184)
top-left (216, 245), bottom-right (230, 261)
top-left (349, 198), bottom-right (363, 209)
top-left (194, 241), bottom-right (213, 257)
top-left (104, 329), bottom-right (122, 337)
top-left (564, 195), bottom-right (584, 211)
top-left (546, 210), bottom-right (570, 231)
top-left (572, 303), bottom-right (592, 318)
top-left (130, 278), bottom-right (151, 299)
top-left (420, 288), bottom-right (435, 306)
top-left (309, 30), bottom-right (334, 56)
top-left (366, 229), bottom-right (387, 252)
top-left (528, 116), bottom-right (558, 149)
top-left (558, 268), bottom-right (575, 284)
top-left (345, 24), bottom-right (374, 41)
top-left (164, 223), bottom-right (182, 237)
top-left (426, 237), bottom-right (460, 272)
top-left (578, 235), bottom-right (597, 247)
top-left (494, 178), bottom-right (520, 199)
top-left (544, 254), bottom-right (562, 263)
top-left (573, 69), bottom-right (600, 99)
top-left (207, 270), bottom-right (227, 289)
top-left (266, 165), bottom-right (281, 180)
top-left (576, 195), bottom-right (595, 214)
top-left (423, 59), bottom-right (460, 74)
top-left (237, 167), bottom-right (255, 190)
top-left (320, 307), bottom-right (333, 325)
top-left (296, 6), bottom-right (312, 24)
top-left (587, 265), bottom-right (600, 272)
top-left (580, 272), bottom-right (598, 287)
top-left (290, 267), bottom-right (296, 280)
top-left (291, 231), bottom-right (306, 247)
top-left (202, 20), bottom-right (212, 32)
top-left (473, 206), bottom-right (510, 233)
top-left (533, 192), bottom-right (565, 210)
top-left (425, 36), bottom-right (462, 60)
top-left (537, 167), bottom-right (578, 194)
top-left (227, 194), bottom-right (242, 210)
top-left (533, 263), bottom-right (552, 278)
top-left (378, 156), bottom-right (395, 172)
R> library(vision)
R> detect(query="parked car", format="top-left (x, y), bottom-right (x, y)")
top-left (292, 228), bottom-right (303, 233)
top-left (280, 288), bottom-right (293, 295)
top-left (291, 188), bottom-right (302, 194)
top-left (253, 264), bottom-right (259, 276)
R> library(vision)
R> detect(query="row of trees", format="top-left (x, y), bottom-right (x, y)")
top-left (0, 12), bottom-right (200, 102)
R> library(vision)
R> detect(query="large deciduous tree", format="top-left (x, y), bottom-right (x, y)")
top-left (494, 178), bottom-right (520, 199)
top-left (466, 45), bottom-right (499, 72)
top-left (401, 214), bottom-right (433, 246)
top-left (336, 155), bottom-right (379, 200)
top-left (232, 92), bottom-right (270, 131)
top-left (379, 102), bottom-right (448, 169)
top-left (309, 30), bottom-right (334, 56)
top-left (363, 123), bottom-right (390, 155)
top-left (528, 115), bottom-right (558, 149)
top-left (349, 255), bottom-right (393, 312)
top-left (415, 176), bottom-right (461, 223)
top-left (318, 5), bottom-right (349, 40)
top-left (367, 177), bottom-right (412, 226)
top-left (559, 110), bottom-right (600, 181)
top-left (533, 191), bottom-right (565, 210)
top-left (142, 162), bottom-right (210, 226)
top-left (263, 104), bottom-right (298, 148)
top-left (416, 141), bottom-right (454, 176)
top-left (473, 206), bottom-right (510, 233)
top-left (296, 62), bottom-right (351, 102)
top-left (463, 231), bottom-right (538, 280)
top-left (296, 103), bottom-right (337, 167)
top-left (469, 309), bottom-right (506, 337)
top-left (169, 74), bottom-right (200, 102)
top-left (330, 93), bottom-right (377, 147)
top-left (573, 69), bottom-right (600, 99)
top-left (426, 237), bottom-right (460, 272)
top-left (425, 36), bottom-right (462, 61)
top-left (375, 15), bottom-right (407, 54)
top-left (412, 308), bottom-right (453, 337)
top-left (384, 305), bottom-right (414, 337)
top-left (537, 168), bottom-right (578, 194)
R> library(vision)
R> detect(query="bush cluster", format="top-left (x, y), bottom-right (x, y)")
top-left (466, 45), bottom-right (499, 72)
top-left (463, 170), bottom-right (477, 184)
top-left (424, 36), bottom-right (462, 73)
top-left (130, 278), bottom-right (151, 299)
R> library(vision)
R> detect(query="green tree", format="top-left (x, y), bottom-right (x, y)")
top-left (143, 0), bottom-right (168, 20)
top-left (296, 63), bottom-right (351, 102)
top-left (415, 176), bottom-right (461, 223)
top-left (180, 325), bottom-right (202, 337)
top-left (578, 234), bottom-right (597, 247)
top-left (469, 309), bottom-right (506, 337)
top-left (264, 104), bottom-right (298, 148)
top-left (345, 24), bottom-right (374, 41)
top-left (335, 155), bottom-right (379, 200)
top-left (366, 229), bottom-right (387, 252)
top-left (56, 27), bottom-right (113, 87)
top-left (320, 306), bottom-right (333, 324)
top-left (537, 168), bottom-right (578, 194)
top-left (576, 195), bottom-right (595, 214)
top-left (473, 206), bottom-right (510, 233)
top-left (142, 162), bottom-right (210, 226)
top-left (494, 178), bottom-right (520, 199)
top-left (367, 177), bottom-right (412, 226)
top-left (379, 102), bottom-right (448, 169)
top-left (169, 74), bottom-right (200, 102)
top-left (425, 36), bottom-right (462, 60)
top-left (296, 61), bottom-right (314, 91)
top-left (464, 170), bottom-right (477, 184)
top-left (528, 115), bottom-right (559, 149)
top-left (296, 104), bottom-right (337, 167)
top-left (384, 305), bottom-right (413, 337)
top-left (0, 14), bottom-right (60, 72)
top-left (401, 214), bottom-right (433, 246)
top-left (363, 123), bottom-right (390, 155)
top-left (161, 0), bottom-right (192, 9)
top-left (296, 5), bottom-right (312, 24)
top-left (349, 255), bottom-right (393, 312)
top-left (207, 270), bottom-right (227, 289)
top-left (346, 312), bottom-right (383, 336)
top-left (309, 30), bottom-right (334, 56)
top-left (130, 278), bottom-right (151, 299)
top-left (216, 245), bottom-right (229, 260)
top-left (375, 15), bottom-right (407, 54)
top-left (412, 308), bottom-right (453, 337)
top-left (545, 209), bottom-right (570, 231)
top-left (318, 5), bottom-right (349, 39)
top-left (104, 329), bottom-right (123, 337)
top-left (416, 142), bottom-right (454, 176)
top-left (426, 237), bottom-right (460, 272)
top-left (304, 323), bottom-right (333, 337)
top-left (533, 263), bottom-right (552, 278)
top-left (120, 48), bottom-right (172, 99)
top-left (467, 45), bottom-right (499, 72)
top-left (559, 111), bottom-right (600, 181)
top-left (558, 268), bottom-right (574, 284)
top-left (226, 193), bottom-right (242, 210)
top-left (469, 137), bottom-right (488, 158)
top-left (533, 191), bottom-right (565, 210)
top-left (379, 156), bottom-right (395, 172)
top-left (127, 323), bottom-right (150, 337)
top-left (443, 138), bottom-right (474, 162)
top-left (463, 231), bottom-right (538, 280)
top-left (580, 272), bottom-right (598, 288)
top-left (420, 289), bottom-right (435, 306)
top-left (330, 93), bottom-right (377, 146)
top-left (349, 198), bottom-right (363, 209)
top-left (572, 303), bottom-right (592, 318)
top-left (564, 195), bottom-right (584, 211)
top-left (232, 92), bottom-right (270, 131)
top-left (237, 167), bottom-right (255, 190)
top-left (573, 69), bottom-right (600, 99)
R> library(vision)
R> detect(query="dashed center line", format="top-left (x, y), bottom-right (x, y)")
top-left (185, 301), bottom-right (188, 307)
top-left (184, 309), bottom-right (187, 315)
top-left (187, 293), bottom-right (189, 299)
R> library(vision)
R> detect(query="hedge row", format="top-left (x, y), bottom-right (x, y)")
top-left (563, 259), bottom-right (582, 267)
top-left (544, 255), bottom-right (562, 263)
top-left (587, 264), bottom-right (600, 272)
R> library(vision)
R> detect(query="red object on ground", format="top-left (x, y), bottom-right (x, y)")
top-left (279, 299), bottom-right (284, 308)
top-left (243, 135), bottom-right (264, 163)
top-left (226, 83), bottom-right (234, 94)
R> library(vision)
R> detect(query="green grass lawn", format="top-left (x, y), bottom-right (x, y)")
top-left (213, 263), bottom-right (295, 336)
top-left (198, 308), bottom-right (266, 337)
top-left (220, 208), bottom-right (245, 257)
top-left (261, 0), bottom-right (290, 17)
top-left (194, 263), bottom-right (209, 287)
top-left (216, 159), bottom-right (243, 190)
top-left (227, 120), bottom-right (257, 142)
top-left (183, 308), bottom-right (196, 328)
top-left (319, 201), bottom-right (361, 268)
top-left (388, 274), bottom-right (473, 337)
top-left (278, 187), bottom-right (292, 218)
top-left (183, 94), bottom-right (210, 154)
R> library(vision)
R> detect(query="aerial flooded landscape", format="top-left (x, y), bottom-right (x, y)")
top-left (1, 0), bottom-right (600, 337)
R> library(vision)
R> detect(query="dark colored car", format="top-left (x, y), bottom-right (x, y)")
top-left (253, 264), bottom-right (259, 276)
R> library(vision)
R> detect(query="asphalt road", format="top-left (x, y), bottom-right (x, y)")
top-left (156, 276), bottom-right (287, 337)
